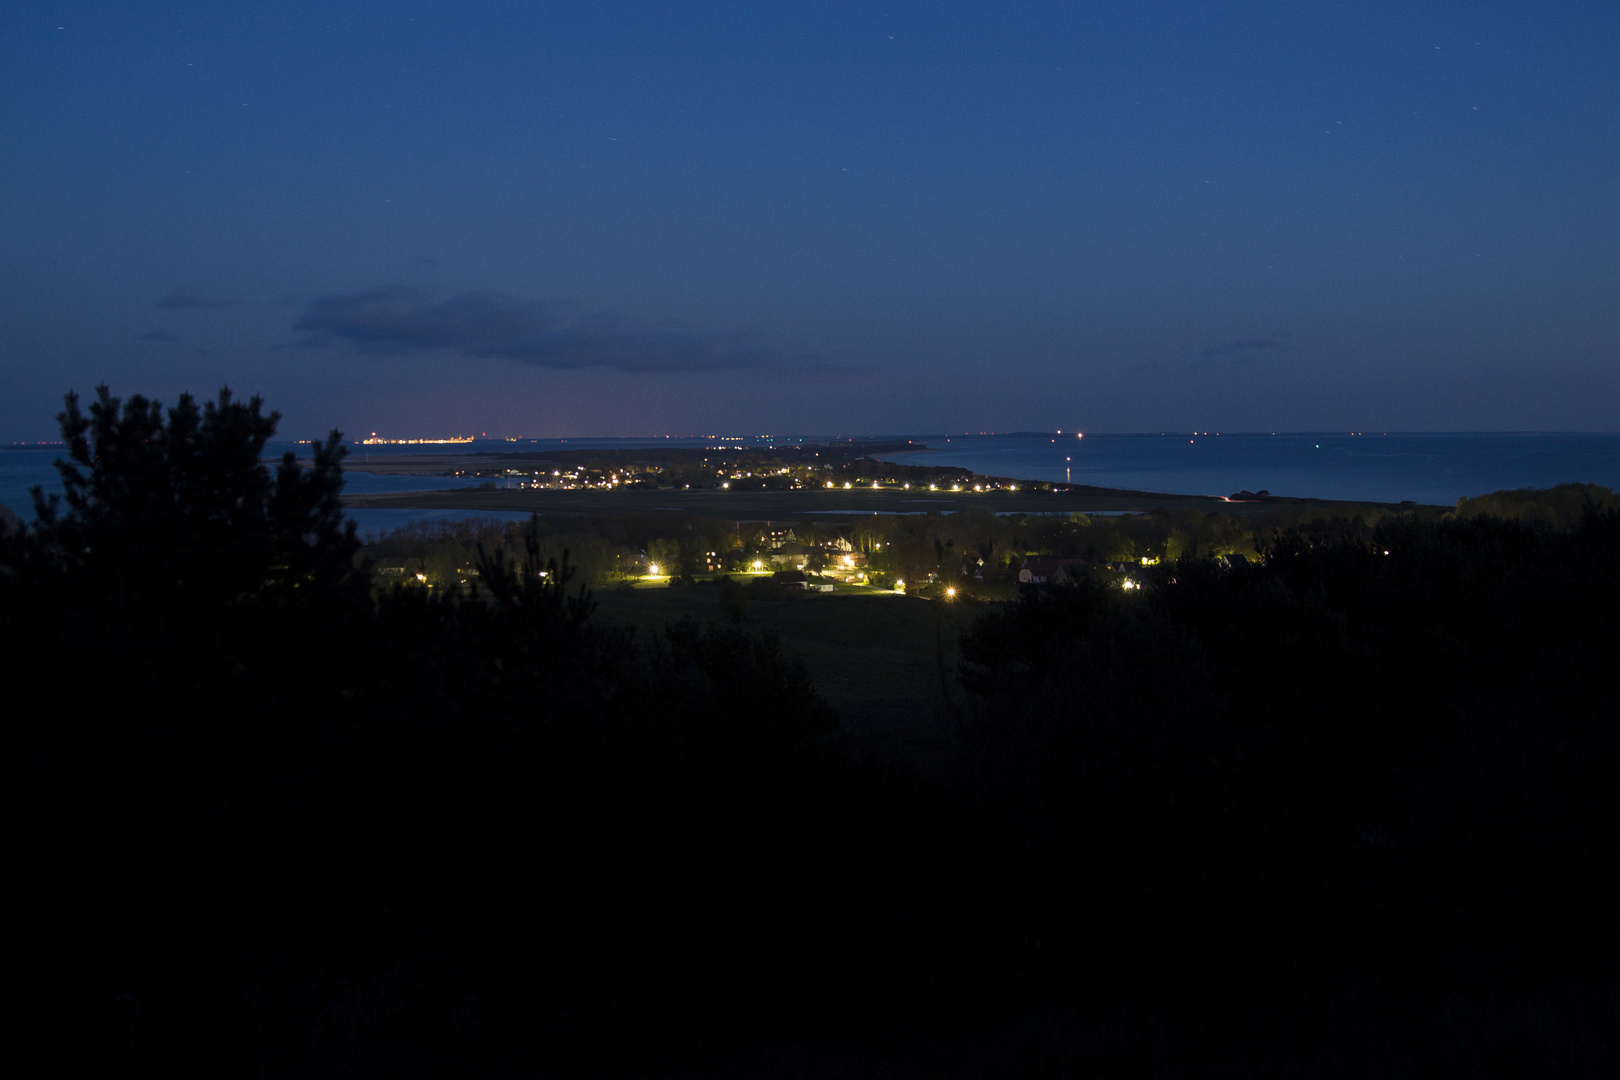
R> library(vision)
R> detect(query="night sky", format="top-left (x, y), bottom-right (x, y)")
top-left (3, 2), bottom-right (1616, 441)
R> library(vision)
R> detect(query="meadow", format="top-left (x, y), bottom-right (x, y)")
top-left (594, 580), bottom-right (996, 759)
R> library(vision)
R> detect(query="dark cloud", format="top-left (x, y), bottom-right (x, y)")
top-left (138, 329), bottom-right (180, 342)
top-left (1204, 331), bottom-right (1293, 358)
top-left (157, 286), bottom-right (234, 310)
top-left (291, 288), bottom-right (794, 373)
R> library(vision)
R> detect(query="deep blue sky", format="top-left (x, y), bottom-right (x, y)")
top-left (3, 2), bottom-right (1616, 440)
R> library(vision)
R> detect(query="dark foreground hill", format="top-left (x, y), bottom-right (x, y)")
top-left (4, 388), bottom-right (1619, 1077)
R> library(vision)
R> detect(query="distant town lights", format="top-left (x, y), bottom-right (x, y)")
top-left (362, 434), bottom-right (474, 445)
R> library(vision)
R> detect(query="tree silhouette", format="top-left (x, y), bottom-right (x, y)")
top-left (29, 384), bottom-right (363, 607)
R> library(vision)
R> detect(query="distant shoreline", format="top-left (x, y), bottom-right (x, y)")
top-left (342, 483), bottom-right (1439, 521)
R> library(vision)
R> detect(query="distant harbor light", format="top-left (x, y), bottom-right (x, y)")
top-left (360, 434), bottom-right (476, 445)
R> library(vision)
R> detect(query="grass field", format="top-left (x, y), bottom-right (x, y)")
top-left (592, 579), bottom-right (990, 760)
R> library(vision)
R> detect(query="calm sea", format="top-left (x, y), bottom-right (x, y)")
top-left (5, 433), bottom-right (1619, 533)
top-left (882, 432), bottom-right (1620, 507)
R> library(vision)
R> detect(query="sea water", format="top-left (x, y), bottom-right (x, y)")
top-left (880, 432), bottom-right (1620, 507)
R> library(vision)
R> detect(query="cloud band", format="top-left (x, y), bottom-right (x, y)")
top-left (292, 288), bottom-right (783, 373)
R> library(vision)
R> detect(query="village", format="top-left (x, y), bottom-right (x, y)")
top-left (625, 524), bottom-right (1171, 597)
top-left (437, 443), bottom-right (1032, 496)
top-left (362, 495), bottom-right (1287, 610)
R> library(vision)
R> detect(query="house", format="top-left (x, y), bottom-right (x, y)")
top-left (1017, 557), bottom-right (1090, 586)
top-left (772, 569), bottom-right (808, 591)
top-left (768, 541), bottom-right (811, 568)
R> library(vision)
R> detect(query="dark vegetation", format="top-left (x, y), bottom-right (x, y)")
top-left (1454, 480), bottom-right (1616, 529)
top-left (5, 389), bottom-right (1619, 1076)
top-left (359, 500), bottom-right (1405, 593)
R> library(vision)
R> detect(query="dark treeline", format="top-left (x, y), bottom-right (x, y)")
top-left (958, 511), bottom-right (1620, 995)
top-left (363, 513), bottom-right (689, 586)
top-left (364, 514), bottom-right (807, 585)
top-left (366, 501), bottom-right (1430, 591)
top-left (6, 389), bottom-right (1620, 1076)
top-left (1454, 481), bottom-right (1616, 530)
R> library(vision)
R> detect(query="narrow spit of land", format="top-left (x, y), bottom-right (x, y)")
top-left (338, 450), bottom-right (1438, 519)
top-left (346, 484), bottom-right (1245, 517)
